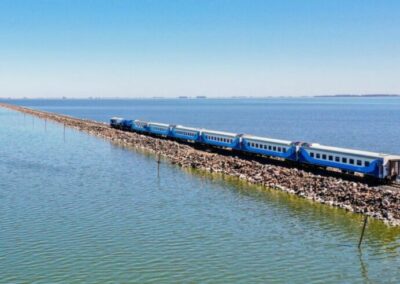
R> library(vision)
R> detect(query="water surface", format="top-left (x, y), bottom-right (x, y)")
top-left (1, 106), bottom-right (400, 283)
top-left (5, 97), bottom-right (400, 154)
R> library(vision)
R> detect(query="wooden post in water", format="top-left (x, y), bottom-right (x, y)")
top-left (358, 215), bottom-right (368, 249)
top-left (63, 123), bottom-right (66, 142)
top-left (157, 153), bottom-right (161, 178)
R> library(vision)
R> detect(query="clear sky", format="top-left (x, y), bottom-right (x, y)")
top-left (1, 0), bottom-right (399, 98)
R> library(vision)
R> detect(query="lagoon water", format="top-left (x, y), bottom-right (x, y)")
top-left (8, 97), bottom-right (400, 154)
top-left (1, 99), bottom-right (400, 283)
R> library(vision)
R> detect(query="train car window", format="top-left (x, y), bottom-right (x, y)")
top-left (278, 147), bottom-right (281, 152)
top-left (328, 155), bottom-right (333, 161)
top-left (342, 157), bottom-right (347, 163)
top-left (357, 160), bottom-right (362, 166)
top-left (273, 146), bottom-right (277, 151)
top-left (316, 153), bottom-right (320, 159)
top-left (247, 142), bottom-right (250, 146)
top-left (322, 154), bottom-right (327, 160)
top-left (335, 157), bottom-right (340, 162)
top-left (283, 148), bottom-right (286, 153)
top-left (310, 152), bottom-right (314, 158)
top-left (365, 161), bottom-right (370, 167)
top-left (349, 159), bottom-right (354, 165)
top-left (268, 146), bottom-right (272, 150)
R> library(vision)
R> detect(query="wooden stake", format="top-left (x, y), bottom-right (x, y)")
top-left (157, 153), bottom-right (161, 178)
top-left (358, 215), bottom-right (368, 249)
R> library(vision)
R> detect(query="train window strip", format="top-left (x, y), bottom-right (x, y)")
top-left (309, 152), bottom-right (372, 167)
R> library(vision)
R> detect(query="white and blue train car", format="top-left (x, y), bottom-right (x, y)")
top-left (299, 143), bottom-right (400, 179)
top-left (110, 117), bottom-right (124, 128)
top-left (201, 129), bottom-right (240, 148)
top-left (132, 119), bottom-right (149, 132)
top-left (121, 119), bottom-right (133, 130)
top-left (170, 125), bottom-right (201, 141)
top-left (147, 122), bottom-right (171, 136)
top-left (241, 135), bottom-right (297, 160)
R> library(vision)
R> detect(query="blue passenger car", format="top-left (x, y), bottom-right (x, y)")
top-left (131, 120), bottom-right (149, 133)
top-left (110, 117), bottom-right (123, 128)
top-left (170, 125), bottom-right (201, 141)
top-left (298, 144), bottom-right (384, 178)
top-left (201, 130), bottom-right (240, 148)
top-left (147, 122), bottom-right (171, 136)
top-left (121, 119), bottom-right (133, 130)
top-left (241, 135), bottom-right (297, 160)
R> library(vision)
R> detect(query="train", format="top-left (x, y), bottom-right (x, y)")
top-left (110, 117), bottom-right (400, 181)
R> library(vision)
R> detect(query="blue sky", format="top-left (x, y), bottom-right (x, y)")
top-left (1, 0), bottom-right (399, 98)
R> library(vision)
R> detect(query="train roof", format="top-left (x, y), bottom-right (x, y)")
top-left (242, 135), bottom-right (293, 145)
top-left (174, 125), bottom-right (201, 132)
top-left (306, 143), bottom-right (400, 159)
top-left (148, 122), bottom-right (170, 127)
top-left (201, 129), bottom-right (238, 137)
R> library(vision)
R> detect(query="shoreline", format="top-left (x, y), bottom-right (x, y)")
top-left (1, 102), bottom-right (399, 226)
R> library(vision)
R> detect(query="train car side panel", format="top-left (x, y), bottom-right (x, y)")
top-left (298, 147), bottom-right (383, 178)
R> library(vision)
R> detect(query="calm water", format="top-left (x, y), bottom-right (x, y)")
top-left (1, 101), bottom-right (400, 283)
top-left (5, 97), bottom-right (400, 154)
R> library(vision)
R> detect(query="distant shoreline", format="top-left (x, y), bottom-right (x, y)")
top-left (1, 94), bottom-right (399, 100)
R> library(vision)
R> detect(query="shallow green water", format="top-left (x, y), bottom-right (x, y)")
top-left (1, 108), bottom-right (400, 283)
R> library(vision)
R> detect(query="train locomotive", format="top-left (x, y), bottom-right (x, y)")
top-left (110, 117), bottom-right (400, 181)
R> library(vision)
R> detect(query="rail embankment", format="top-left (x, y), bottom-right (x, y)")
top-left (1, 102), bottom-right (399, 226)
